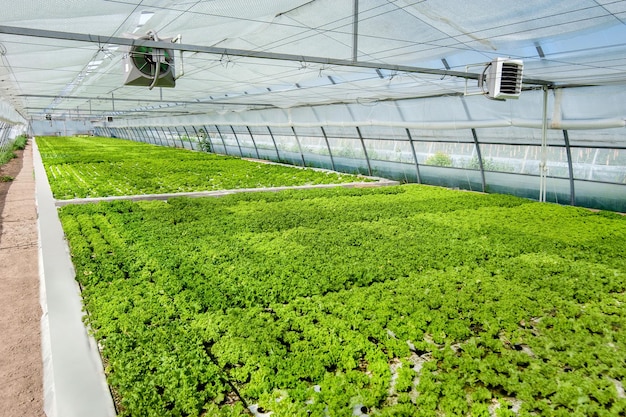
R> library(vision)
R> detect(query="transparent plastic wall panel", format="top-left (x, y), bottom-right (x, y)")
top-left (266, 127), bottom-right (299, 150)
top-left (407, 129), bottom-right (474, 143)
top-left (473, 127), bottom-right (565, 146)
top-left (322, 125), bottom-right (365, 141)
top-left (174, 127), bottom-right (195, 150)
top-left (169, 127), bottom-right (187, 149)
top-left (267, 128), bottom-right (303, 165)
top-left (419, 166), bottom-right (484, 191)
top-left (217, 129), bottom-right (243, 156)
top-left (369, 160), bottom-right (419, 183)
top-left (570, 148), bottom-right (626, 184)
top-left (230, 127), bottom-right (258, 158)
top-left (246, 128), bottom-right (279, 152)
top-left (479, 144), bottom-right (570, 178)
top-left (364, 139), bottom-right (416, 164)
top-left (331, 155), bottom-right (371, 176)
top-left (210, 139), bottom-right (227, 155)
top-left (199, 126), bottom-right (227, 155)
top-left (413, 141), bottom-right (477, 169)
top-left (296, 134), bottom-right (334, 170)
top-left (326, 136), bottom-right (366, 160)
top-left (357, 125), bottom-right (413, 142)
top-left (574, 181), bottom-right (626, 213)
top-left (301, 151), bottom-right (334, 171)
top-left (484, 172), bottom-right (573, 205)
top-left (296, 134), bottom-right (330, 156)
top-left (565, 129), bottom-right (626, 148)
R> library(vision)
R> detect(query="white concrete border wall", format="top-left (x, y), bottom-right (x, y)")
top-left (33, 138), bottom-right (116, 417)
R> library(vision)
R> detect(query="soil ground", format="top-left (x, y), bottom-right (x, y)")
top-left (0, 142), bottom-right (45, 417)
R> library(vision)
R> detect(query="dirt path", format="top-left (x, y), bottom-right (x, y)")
top-left (0, 141), bottom-right (45, 417)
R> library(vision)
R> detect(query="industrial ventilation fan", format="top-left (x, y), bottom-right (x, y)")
top-left (123, 31), bottom-right (176, 89)
top-left (479, 57), bottom-right (523, 100)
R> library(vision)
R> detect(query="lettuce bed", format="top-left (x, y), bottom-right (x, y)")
top-left (37, 136), bottom-right (365, 199)
top-left (59, 186), bottom-right (626, 417)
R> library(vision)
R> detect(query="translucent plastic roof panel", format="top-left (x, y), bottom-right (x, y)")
top-left (0, 0), bottom-right (625, 125)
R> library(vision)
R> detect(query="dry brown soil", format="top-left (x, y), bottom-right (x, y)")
top-left (0, 142), bottom-right (45, 417)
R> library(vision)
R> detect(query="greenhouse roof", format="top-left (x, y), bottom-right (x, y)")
top-left (1, 0), bottom-right (625, 125)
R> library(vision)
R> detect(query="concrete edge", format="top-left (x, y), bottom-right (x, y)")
top-left (33, 138), bottom-right (116, 417)
top-left (54, 180), bottom-right (401, 207)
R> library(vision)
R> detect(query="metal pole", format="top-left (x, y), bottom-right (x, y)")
top-left (230, 126), bottom-right (244, 157)
top-left (471, 128), bottom-right (487, 192)
top-left (202, 125), bottom-right (215, 152)
top-left (563, 129), bottom-right (576, 206)
top-left (183, 126), bottom-right (194, 149)
top-left (190, 126), bottom-right (200, 151)
top-left (291, 126), bottom-right (306, 167)
top-left (320, 126), bottom-right (336, 171)
top-left (356, 126), bottom-right (372, 176)
top-left (540, 85), bottom-right (548, 202)
top-left (0, 25), bottom-right (551, 85)
top-left (405, 128), bottom-right (422, 184)
top-left (246, 126), bottom-right (261, 159)
top-left (267, 126), bottom-right (281, 161)
top-left (352, 0), bottom-right (359, 63)
top-left (215, 125), bottom-right (229, 155)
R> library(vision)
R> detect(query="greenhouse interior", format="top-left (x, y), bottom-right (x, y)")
top-left (0, 1), bottom-right (625, 417)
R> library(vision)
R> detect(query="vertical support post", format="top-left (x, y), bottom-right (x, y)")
top-left (161, 127), bottom-right (170, 146)
top-left (150, 127), bottom-right (162, 146)
top-left (539, 85), bottom-right (549, 202)
top-left (190, 126), bottom-right (200, 151)
top-left (352, 0), bottom-right (359, 63)
top-left (291, 126), bottom-right (306, 167)
top-left (320, 126), bottom-right (336, 171)
top-left (202, 125), bottom-right (215, 153)
top-left (230, 126), bottom-right (244, 157)
top-left (183, 126), bottom-right (194, 149)
top-left (215, 125), bottom-right (229, 155)
top-left (267, 126), bottom-right (281, 161)
top-left (471, 128), bottom-right (487, 192)
top-left (132, 127), bottom-right (143, 143)
top-left (356, 126), bottom-right (372, 176)
top-left (175, 127), bottom-right (185, 148)
top-left (169, 126), bottom-right (184, 148)
top-left (246, 126), bottom-right (261, 159)
top-left (405, 128), bottom-right (422, 184)
top-left (563, 129), bottom-right (576, 206)
top-left (160, 127), bottom-right (170, 146)
top-left (111, 92), bottom-right (115, 112)
top-left (157, 127), bottom-right (168, 146)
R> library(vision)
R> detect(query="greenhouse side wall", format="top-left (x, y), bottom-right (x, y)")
top-left (94, 122), bottom-right (626, 213)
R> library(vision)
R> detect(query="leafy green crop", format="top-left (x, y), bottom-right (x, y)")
top-left (37, 136), bottom-right (367, 199)
top-left (59, 185), bottom-right (626, 416)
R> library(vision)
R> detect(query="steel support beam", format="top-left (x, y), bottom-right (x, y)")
top-left (0, 25), bottom-right (552, 85)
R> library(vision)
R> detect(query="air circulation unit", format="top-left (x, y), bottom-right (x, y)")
top-left (480, 57), bottom-right (523, 100)
top-left (123, 31), bottom-right (175, 89)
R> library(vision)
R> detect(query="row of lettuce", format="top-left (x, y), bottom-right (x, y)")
top-left (57, 183), bottom-right (626, 417)
top-left (36, 136), bottom-right (368, 199)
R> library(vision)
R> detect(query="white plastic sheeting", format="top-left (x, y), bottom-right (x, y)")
top-left (108, 86), bottom-right (626, 134)
top-left (0, 0), bottom-right (625, 122)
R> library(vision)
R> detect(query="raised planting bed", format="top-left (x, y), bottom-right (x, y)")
top-left (58, 185), bottom-right (626, 416)
top-left (36, 136), bottom-right (370, 199)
